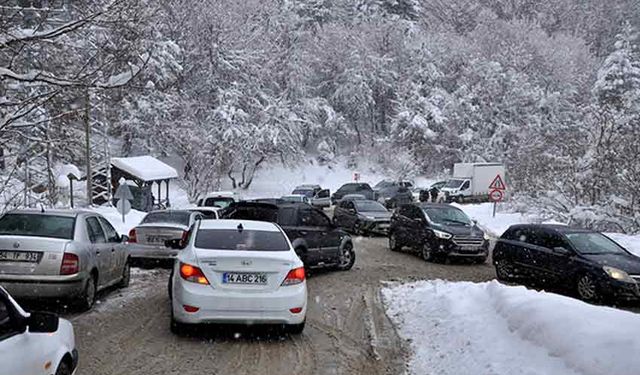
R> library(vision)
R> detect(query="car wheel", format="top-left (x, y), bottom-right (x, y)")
top-left (285, 320), bottom-right (305, 335)
top-left (294, 247), bottom-right (307, 265)
top-left (576, 274), bottom-right (600, 302)
top-left (421, 243), bottom-right (435, 262)
top-left (389, 233), bottom-right (401, 252)
top-left (336, 242), bottom-right (355, 271)
top-left (78, 274), bottom-right (97, 311)
top-left (353, 221), bottom-right (363, 236)
top-left (55, 361), bottom-right (71, 375)
top-left (118, 260), bottom-right (131, 288)
top-left (495, 261), bottom-right (515, 281)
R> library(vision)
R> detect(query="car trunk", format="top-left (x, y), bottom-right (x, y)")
top-left (0, 236), bottom-right (70, 276)
top-left (135, 224), bottom-right (187, 246)
top-left (194, 249), bottom-right (296, 294)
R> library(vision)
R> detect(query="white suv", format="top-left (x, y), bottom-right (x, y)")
top-left (0, 286), bottom-right (78, 375)
top-left (168, 219), bottom-right (307, 334)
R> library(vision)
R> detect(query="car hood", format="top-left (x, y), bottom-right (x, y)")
top-left (361, 212), bottom-right (392, 220)
top-left (580, 253), bottom-right (640, 274)
top-left (432, 223), bottom-right (484, 237)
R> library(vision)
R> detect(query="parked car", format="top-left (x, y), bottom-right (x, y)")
top-left (281, 194), bottom-right (311, 204)
top-left (333, 200), bottom-right (392, 236)
top-left (389, 203), bottom-right (489, 263)
top-left (292, 185), bottom-right (331, 209)
top-left (0, 286), bottom-right (78, 375)
top-left (168, 220), bottom-right (307, 334)
top-left (197, 191), bottom-right (240, 209)
top-left (128, 210), bottom-right (203, 265)
top-left (373, 181), bottom-right (414, 208)
top-left (220, 202), bottom-right (355, 270)
top-left (419, 181), bottom-right (447, 202)
top-left (0, 209), bottom-right (130, 310)
top-left (331, 183), bottom-right (376, 205)
top-left (186, 207), bottom-right (220, 220)
top-left (493, 224), bottom-right (640, 303)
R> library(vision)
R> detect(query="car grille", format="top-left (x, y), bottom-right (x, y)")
top-left (452, 235), bottom-right (484, 247)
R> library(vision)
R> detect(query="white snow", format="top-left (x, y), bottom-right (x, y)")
top-left (91, 205), bottom-right (147, 235)
top-left (111, 156), bottom-right (178, 182)
top-left (606, 233), bottom-right (640, 258)
top-left (382, 280), bottom-right (640, 375)
top-left (452, 202), bottom-right (534, 237)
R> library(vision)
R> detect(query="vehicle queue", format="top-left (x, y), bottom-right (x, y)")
top-left (0, 178), bottom-right (639, 374)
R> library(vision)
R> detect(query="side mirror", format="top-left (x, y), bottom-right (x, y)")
top-left (165, 239), bottom-right (185, 250)
top-left (120, 235), bottom-right (129, 243)
top-left (348, 208), bottom-right (356, 214)
top-left (28, 312), bottom-right (59, 333)
top-left (553, 247), bottom-right (571, 256)
top-left (472, 219), bottom-right (478, 226)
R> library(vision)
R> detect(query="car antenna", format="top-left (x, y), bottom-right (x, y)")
top-left (237, 223), bottom-right (243, 232)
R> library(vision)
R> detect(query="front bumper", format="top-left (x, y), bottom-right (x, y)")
top-left (0, 272), bottom-right (87, 299)
top-left (360, 220), bottom-right (391, 235)
top-left (129, 243), bottom-right (180, 260)
top-left (598, 278), bottom-right (640, 301)
top-left (173, 278), bottom-right (307, 325)
top-left (433, 239), bottom-right (489, 258)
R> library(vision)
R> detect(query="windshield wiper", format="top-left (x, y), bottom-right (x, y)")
top-left (442, 219), bottom-right (470, 226)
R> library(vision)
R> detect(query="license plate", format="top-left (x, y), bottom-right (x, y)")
top-left (147, 235), bottom-right (171, 244)
top-left (222, 272), bottom-right (267, 285)
top-left (0, 251), bottom-right (41, 263)
top-left (459, 246), bottom-right (479, 252)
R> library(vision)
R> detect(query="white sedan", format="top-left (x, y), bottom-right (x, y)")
top-left (0, 286), bottom-right (78, 375)
top-left (169, 219), bottom-right (307, 334)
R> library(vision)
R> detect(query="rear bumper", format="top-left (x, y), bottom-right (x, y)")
top-left (0, 273), bottom-right (87, 299)
top-left (129, 244), bottom-right (179, 260)
top-left (173, 278), bottom-right (307, 325)
top-left (361, 220), bottom-right (390, 235)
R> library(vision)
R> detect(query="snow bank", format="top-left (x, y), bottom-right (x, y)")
top-left (453, 202), bottom-right (532, 237)
top-left (91, 205), bottom-right (147, 235)
top-left (382, 280), bottom-right (640, 375)
top-left (606, 233), bottom-right (640, 257)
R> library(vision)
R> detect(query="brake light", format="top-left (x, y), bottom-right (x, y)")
top-left (180, 262), bottom-right (209, 285)
top-left (180, 230), bottom-right (190, 246)
top-left (128, 228), bottom-right (137, 243)
top-left (60, 253), bottom-right (79, 275)
top-left (282, 267), bottom-right (305, 286)
top-left (183, 305), bottom-right (199, 313)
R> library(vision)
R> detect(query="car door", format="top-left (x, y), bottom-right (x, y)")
top-left (298, 208), bottom-right (338, 263)
top-left (343, 201), bottom-right (358, 230)
top-left (85, 216), bottom-right (111, 288)
top-left (98, 217), bottom-right (126, 283)
top-left (0, 294), bottom-right (45, 375)
top-left (333, 200), bottom-right (346, 227)
top-left (314, 189), bottom-right (330, 207)
top-left (392, 205), bottom-right (411, 244)
top-left (534, 230), bottom-right (576, 284)
top-left (514, 228), bottom-right (551, 280)
top-left (406, 206), bottom-right (428, 248)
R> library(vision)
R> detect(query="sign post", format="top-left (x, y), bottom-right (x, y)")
top-left (114, 181), bottom-right (134, 223)
top-left (488, 174), bottom-right (506, 218)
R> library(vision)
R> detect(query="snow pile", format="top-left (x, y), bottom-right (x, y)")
top-left (453, 202), bottom-right (534, 237)
top-left (382, 280), bottom-right (640, 375)
top-left (91, 205), bottom-right (147, 235)
top-left (606, 233), bottom-right (640, 257)
top-left (111, 156), bottom-right (178, 181)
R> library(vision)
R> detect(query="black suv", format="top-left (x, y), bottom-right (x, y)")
top-left (219, 202), bottom-right (355, 270)
top-left (388, 203), bottom-right (488, 263)
top-left (333, 199), bottom-right (391, 236)
top-left (331, 183), bottom-right (376, 205)
top-left (493, 224), bottom-right (640, 303)
top-left (373, 182), bottom-right (414, 209)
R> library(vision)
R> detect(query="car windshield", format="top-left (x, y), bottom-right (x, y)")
top-left (203, 197), bottom-right (234, 208)
top-left (566, 233), bottom-right (629, 255)
top-left (0, 214), bottom-right (75, 240)
top-left (444, 179), bottom-right (464, 189)
top-left (281, 195), bottom-right (304, 202)
top-left (423, 207), bottom-right (472, 226)
top-left (292, 189), bottom-right (314, 198)
top-left (375, 180), bottom-right (393, 188)
top-left (338, 183), bottom-right (359, 193)
top-left (355, 201), bottom-right (387, 212)
top-left (195, 229), bottom-right (289, 251)
top-left (141, 212), bottom-right (191, 226)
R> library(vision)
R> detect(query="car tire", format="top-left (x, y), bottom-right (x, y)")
top-left (77, 274), bottom-right (97, 311)
top-left (55, 361), bottom-right (71, 375)
top-left (118, 259), bottom-right (131, 288)
top-left (336, 242), bottom-right (355, 271)
top-left (168, 268), bottom-right (174, 300)
top-left (294, 247), bottom-right (307, 265)
top-left (495, 261), bottom-right (515, 281)
top-left (421, 243), bottom-right (435, 262)
top-left (389, 232), bottom-right (402, 252)
top-left (576, 274), bottom-right (600, 302)
top-left (285, 320), bottom-right (305, 335)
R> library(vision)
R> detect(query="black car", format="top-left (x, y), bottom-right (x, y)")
top-left (388, 203), bottom-right (488, 262)
top-left (493, 224), bottom-right (640, 303)
top-left (374, 184), bottom-right (414, 209)
top-left (331, 183), bottom-right (376, 205)
top-left (219, 202), bottom-right (355, 271)
top-left (333, 199), bottom-right (391, 236)
top-left (419, 181), bottom-right (446, 202)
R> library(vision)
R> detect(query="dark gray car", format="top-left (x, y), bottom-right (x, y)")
top-left (373, 181), bottom-right (414, 209)
top-left (333, 200), bottom-right (392, 235)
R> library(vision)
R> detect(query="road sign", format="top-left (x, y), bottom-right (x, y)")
top-left (116, 199), bottom-right (132, 215)
top-left (489, 189), bottom-right (504, 202)
top-left (489, 174), bottom-right (506, 191)
top-left (353, 172), bottom-right (361, 182)
top-left (114, 183), bottom-right (134, 201)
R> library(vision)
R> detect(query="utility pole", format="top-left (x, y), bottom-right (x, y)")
top-left (84, 88), bottom-right (92, 206)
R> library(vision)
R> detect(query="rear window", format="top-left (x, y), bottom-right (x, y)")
top-left (224, 206), bottom-right (278, 222)
top-left (195, 229), bottom-right (289, 251)
top-left (0, 214), bottom-right (75, 240)
top-left (292, 189), bottom-right (314, 198)
top-left (204, 197), bottom-right (235, 208)
top-left (141, 212), bottom-right (191, 226)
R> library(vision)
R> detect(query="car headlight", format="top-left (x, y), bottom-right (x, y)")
top-left (433, 229), bottom-right (452, 239)
top-left (603, 266), bottom-right (635, 282)
top-left (483, 232), bottom-right (491, 241)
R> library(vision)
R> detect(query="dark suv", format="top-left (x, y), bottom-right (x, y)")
top-left (388, 203), bottom-right (488, 263)
top-left (331, 183), bottom-right (376, 205)
top-left (219, 202), bottom-right (355, 270)
top-left (373, 182), bottom-right (414, 209)
top-left (333, 199), bottom-right (391, 236)
top-left (493, 224), bottom-right (640, 303)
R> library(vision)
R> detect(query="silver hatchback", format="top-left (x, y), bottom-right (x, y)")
top-left (0, 209), bottom-right (130, 310)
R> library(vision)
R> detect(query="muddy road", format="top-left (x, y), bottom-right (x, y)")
top-left (66, 235), bottom-right (497, 375)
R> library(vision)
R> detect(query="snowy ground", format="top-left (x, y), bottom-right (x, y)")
top-left (382, 280), bottom-right (640, 375)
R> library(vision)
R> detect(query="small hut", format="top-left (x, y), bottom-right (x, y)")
top-left (110, 156), bottom-right (178, 211)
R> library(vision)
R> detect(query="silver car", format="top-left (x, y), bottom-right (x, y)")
top-left (0, 209), bottom-right (130, 310)
top-left (128, 210), bottom-right (203, 264)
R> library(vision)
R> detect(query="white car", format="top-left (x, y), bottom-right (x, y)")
top-left (186, 207), bottom-right (220, 220)
top-left (169, 219), bottom-right (307, 334)
top-left (196, 191), bottom-right (240, 209)
top-left (0, 286), bottom-right (78, 375)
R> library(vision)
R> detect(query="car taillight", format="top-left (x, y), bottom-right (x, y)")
top-left (128, 228), bottom-right (137, 243)
top-left (60, 253), bottom-right (79, 275)
top-left (180, 262), bottom-right (209, 285)
top-left (180, 230), bottom-right (190, 246)
top-left (282, 267), bottom-right (305, 286)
